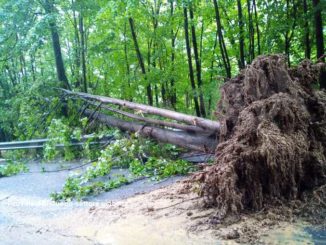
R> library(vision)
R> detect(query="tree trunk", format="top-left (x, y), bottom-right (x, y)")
top-left (79, 14), bottom-right (87, 93)
top-left (82, 99), bottom-right (209, 134)
top-left (43, 0), bottom-right (71, 90)
top-left (83, 109), bottom-right (217, 152)
top-left (303, 0), bottom-right (311, 59)
top-left (183, 6), bottom-right (201, 117)
top-left (247, 0), bottom-right (255, 62)
top-left (128, 17), bottom-right (153, 105)
top-left (253, 0), bottom-right (261, 55)
top-left (72, 0), bottom-right (81, 88)
top-left (61, 89), bottom-right (221, 132)
top-left (312, 0), bottom-right (324, 61)
top-left (189, 4), bottom-right (206, 117)
top-left (212, 0), bottom-right (231, 78)
top-left (237, 0), bottom-right (245, 68)
top-left (170, 0), bottom-right (177, 109)
top-left (123, 21), bottom-right (132, 100)
top-left (284, 0), bottom-right (297, 67)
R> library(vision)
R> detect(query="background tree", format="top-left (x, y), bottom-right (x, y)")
top-left (0, 0), bottom-right (325, 141)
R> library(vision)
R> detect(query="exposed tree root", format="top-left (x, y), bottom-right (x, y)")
top-left (197, 55), bottom-right (326, 217)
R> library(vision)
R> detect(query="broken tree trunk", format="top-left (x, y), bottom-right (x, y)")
top-left (61, 89), bottom-right (220, 132)
top-left (83, 109), bottom-right (217, 152)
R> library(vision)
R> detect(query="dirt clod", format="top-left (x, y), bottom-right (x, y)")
top-left (221, 228), bottom-right (240, 240)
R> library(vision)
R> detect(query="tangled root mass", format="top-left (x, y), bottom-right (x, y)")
top-left (199, 55), bottom-right (326, 217)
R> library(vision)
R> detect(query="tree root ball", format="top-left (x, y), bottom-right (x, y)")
top-left (198, 55), bottom-right (326, 217)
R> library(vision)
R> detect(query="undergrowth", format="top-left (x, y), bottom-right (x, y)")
top-left (0, 160), bottom-right (29, 177)
top-left (51, 134), bottom-right (195, 201)
top-left (43, 118), bottom-right (101, 161)
top-left (2, 117), bottom-right (195, 201)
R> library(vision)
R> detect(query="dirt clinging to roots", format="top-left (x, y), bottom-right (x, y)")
top-left (198, 55), bottom-right (326, 217)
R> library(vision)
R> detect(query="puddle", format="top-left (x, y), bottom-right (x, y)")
top-left (262, 224), bottom-right (326, 245)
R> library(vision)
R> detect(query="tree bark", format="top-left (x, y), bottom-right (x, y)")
top-left (284, 0), bottom-right (297, 67)
top-left (312, 0), bottom-right (324, 61)
top-left (43, 0), bottom-right (71, 90)
top-left (247, 0), bottom-right (255, 62)
top-left (72, 0), bottom-right (81, 88)
top-left (252, 0), bottom-right (261, 55)
top-left (189, 4), bottom-right (206, 117)
top-left (82, 99), bottom-right (210, 134)
top-left (237, 0), bottom-right (245, 68)
top-left (128, 17), bottom-right (153, 105)
top-left (79, 14), bottom-right (87, 93)
top-left (83, 109), bottom-right (217, 152)
top-left (170, 0), bottom-right (177, 109)
top-left (303, 0), bottom-right (311, 59)
top-left (123, 21), bottom-right (132, 100)
top-left (61, 89), bottom-right (221, 132)
top-left (183, 6), bottom-right (201, 117)
top-left (212, 0), bottom-right (231, 78)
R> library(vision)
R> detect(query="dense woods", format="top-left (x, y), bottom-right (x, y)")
top-left (0, 0), bottom-right (325, 141)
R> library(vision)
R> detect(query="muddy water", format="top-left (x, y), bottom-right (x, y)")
top-left (261, 224), bottom-right (326, 245)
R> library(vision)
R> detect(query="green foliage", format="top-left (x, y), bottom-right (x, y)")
top-left (0, 0), bottom-right (324, 142)
top-left (43, 117), bottom-right (105, 161)
top-left (0, 160), bottom-right (29, 177)
top-left (51, 134), bottom-right (194, 201)
top-left (43, 119), bottom-right (76, 160)
top-left (51, 175), bottom-right (128, 202)
top-left (130, 157), bottom-right (194, 180)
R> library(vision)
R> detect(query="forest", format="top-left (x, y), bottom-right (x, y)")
top-left (0, 0), bottom-right (324, 141)
top-left (0, 0), bottom-right (325, 244)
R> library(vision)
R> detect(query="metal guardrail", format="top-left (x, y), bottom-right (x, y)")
top-left (0, 135), bottom-right (114, 151)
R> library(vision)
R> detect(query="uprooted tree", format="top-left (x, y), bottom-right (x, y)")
top-left (196, 55), bottom-right (326, 217)
top-left (62, 55), bottom-right (326, 217)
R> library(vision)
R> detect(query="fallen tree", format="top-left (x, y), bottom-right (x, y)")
top-left (61, 89), bottom-right (220, 132)
top-left (83, 109), bottom-right (217, 152)
top-left (195, 55), bottom-right (326, 218)
top-left (61, 89), bottom-right (220, 152)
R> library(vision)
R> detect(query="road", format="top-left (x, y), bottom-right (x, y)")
top-left (0, 161), bottom-right (185, 245)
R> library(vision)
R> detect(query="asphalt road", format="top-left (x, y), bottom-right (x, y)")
top-left (0, 161), bottom-right (184, 245)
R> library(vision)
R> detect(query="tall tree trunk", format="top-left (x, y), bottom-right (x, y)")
top-left (189, 3), bottom-right (206, 117)
top-left (284, 0), bottom-right (297, 67)
top-left (312, 0), bottom-right (324, 60)
top-left (183, 6), bottom-right (201, 117)
top-left (150, 0), bottom-right (162, 107)
top-left (72, 0), bottom-right (81, 88)
top-left (128, 17), bottom-right (153, 105)
top-left (30, 55), bottom-right (36, 82)
top-left (79, 14), bottom-right (87, 93)
top-left (123, 22), bottom-right (132, 100)
top-left (247, 0), bottom-right (255, 62)
top-left (252, 0), bottom-right (261, 55)
top-left (170, 0), bottom-right (177, 109)
top-left (43, 0), bottom-right (71, 90)
top-left (303, 0), bottom-right (311, 59)
top-left (285, 0), bottom-right (291, 66)
top-left (237, 0), bottom-right (245, 68)
top-left (212, 0), bottom-right (231, 78)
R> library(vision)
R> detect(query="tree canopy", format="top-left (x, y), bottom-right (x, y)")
top-left (0, 0), bottom-right (324, 141)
